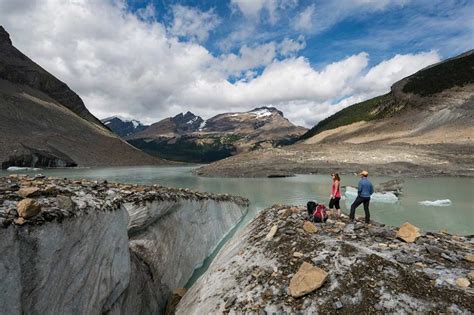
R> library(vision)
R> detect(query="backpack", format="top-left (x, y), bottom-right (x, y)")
top-left (306, 201), bottom-right (317, 217)
top-left (312, 204), bottom-right (328, 223)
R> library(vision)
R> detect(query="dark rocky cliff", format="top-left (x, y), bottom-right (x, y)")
top-left (0, 26), bottom-right (162, 168)
top-left (0, 26), bottom-right (104, 128)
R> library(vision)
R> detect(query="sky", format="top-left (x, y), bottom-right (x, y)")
top-left (0, 0), bottom-right (472, 127)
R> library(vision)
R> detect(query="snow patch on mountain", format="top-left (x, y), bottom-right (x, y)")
top-left (198, 121), bottom-right (207, 131)
top-left (250, 108), bottom-right (273, 118)
top-left (186, 117), bottom-right (199, 124)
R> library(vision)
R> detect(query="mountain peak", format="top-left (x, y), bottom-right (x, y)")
top-left (0, 26), bottom-right (12, 45)
top-left (249, 106), bottom-right (284, 118)
top-left (170, 111), bottom-right (204, 132)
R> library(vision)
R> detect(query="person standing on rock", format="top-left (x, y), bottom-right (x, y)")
top-left (329, 173), bottom-right (342, 219)
top-left (349, 170), bottom-right (373, 224)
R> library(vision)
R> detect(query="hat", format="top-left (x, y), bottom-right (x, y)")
top-left (360, 170), bottom-right (369, 176)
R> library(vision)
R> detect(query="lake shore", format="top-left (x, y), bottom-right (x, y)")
top-left (195, 143), bottom-right (474, 178)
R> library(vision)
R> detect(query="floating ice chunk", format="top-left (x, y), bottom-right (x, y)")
top-left (418, 199), bottom-right (452, 207)
top-left (7, 166), bottom-right (42, 171)
top-left (344, 186), bottom-right (398, 203)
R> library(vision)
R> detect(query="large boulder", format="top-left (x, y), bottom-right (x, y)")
top-left (17, 187), bottom-right (40, 198)
top-left (303, 221), bottom-right (318, 233)
top-left (17, 198), bottom-right (41, 218)
top-left (289, 262), bottom-right (328, 298)
top-left (396, 222), bottom-right (421, 243)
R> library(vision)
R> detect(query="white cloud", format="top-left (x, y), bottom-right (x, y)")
top-left (357, 51), bottom-right (440, 92)
top-left (0, 0), bottom-right (441, 128)
top-left (279, 36), bottom-right (306, 56)
top-left (231, 0), bottom-right (297, 24)
top-left (293, 4), bottom-right (315, 31)
top-left (298, 0), bottom-right (411, 34)
top-left (136, 3), bottom-right (156, 21)
top-left (215, 36), bottom-right (306, 77)
top-left (175, 51), bottom-right (440, 126)
top-left (169, 5), bottom-right (221, 43)
top-left (216, 43), bottom-right (277, 77)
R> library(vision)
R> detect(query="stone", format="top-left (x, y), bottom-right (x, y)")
top-left (289, 262), bottom-right (328, 298)
top-left (165, 288), bottom-right (187, 315)
top-left (334, 301), bottom-right (343, 309)
top-left (335, 222), bottom-right (346, 229)
top-left (17, 198), bottom-right (41, 218)
top-left (395, 254), bottom-right (417, 265)
top-left (425, 245), bottom-right (444, 255)
top-left (14, 217), bottom-right (26, 225)
top-left (279, 208), bottom-right (293, 218)
top-left (225, 296), bottom-right (237, 309)
top-left (291, 207), bottom-right (300, 214)
top-left (265, 225), bottom-right (278, 241)
top-left (303, 221), bottom-right (318, 234)
top-left (396, 222), bottom-right (421, 243)
top-left (455, 278), bottom-right (470, 288)
top-left (57, 195), bottom-right (74, 211)
top-left (262, 288), bottom-right (273, 299)
top-left (468, 271), bottom-right (474, 281)
top-left (293, 252), bottom-right (304, 258)
top-left (415, 262), bottom-right (426, 269)
top-left (441, 253), bottom-right (457, 263)
top-left (464, 255), bottom-right (474, 263)
top-left (44, 185), bottom-right (58, 194)
top-left (17, 187), bottom-right (40, 198)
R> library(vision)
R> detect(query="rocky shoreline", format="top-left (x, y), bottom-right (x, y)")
top-left (0, 174), bottom-right (249, 314)
top-left (0, 174), bottom-right (248, 227)
top-left (195, 143), bottom-right (474, 178)
top-left (177, 205), bottom-right (474, 314)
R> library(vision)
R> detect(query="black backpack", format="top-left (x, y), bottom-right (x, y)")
top-left (307, 201), bottom-right (317, 217)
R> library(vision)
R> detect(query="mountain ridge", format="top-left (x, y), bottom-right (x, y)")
top-left (125, 106), bottom-right (307, 163)
top-left (300, 49), bottom-right (474, 141)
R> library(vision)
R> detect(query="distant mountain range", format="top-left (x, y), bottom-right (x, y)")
top-left (101, 116), bottom-right (148, 138)
top-left (0, 26), bottom-right (161, 168)
top-left (107, 107), bottom-right (307, 163)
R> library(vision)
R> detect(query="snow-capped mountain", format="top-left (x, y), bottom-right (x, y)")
top-left (101, 116), bottom-right (148, 138)
top-left (126, 107), bottom-right (307, 163)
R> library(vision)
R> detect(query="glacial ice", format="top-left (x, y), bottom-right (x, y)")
top-left (344, 186), bottom-right (398, 203)
top-left (7, 166), bottom-right (42, 171)
top-left (418, 199), bottom-right (452, 207)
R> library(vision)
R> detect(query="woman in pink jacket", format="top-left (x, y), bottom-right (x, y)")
top-left (329, 173), bottom-right (342, 219)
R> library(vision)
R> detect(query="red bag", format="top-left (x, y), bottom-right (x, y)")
top-left (312, 204), bottom-right (328, 223)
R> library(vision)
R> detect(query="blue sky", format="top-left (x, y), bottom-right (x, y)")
top-left (0, 0), bottom-right (472, 126)
top-left (127, 0), bottom-right (473, 67)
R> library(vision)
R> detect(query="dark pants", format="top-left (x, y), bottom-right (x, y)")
top-left (350, 196), bottom-right (371, 223)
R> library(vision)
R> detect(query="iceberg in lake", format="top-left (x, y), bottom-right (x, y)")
top-left (7, 166), bottom-right (42, 171)
top-left (419, 199), bottom-right (452, 207)
top-left (344, 186), bottom-right (398, 203)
